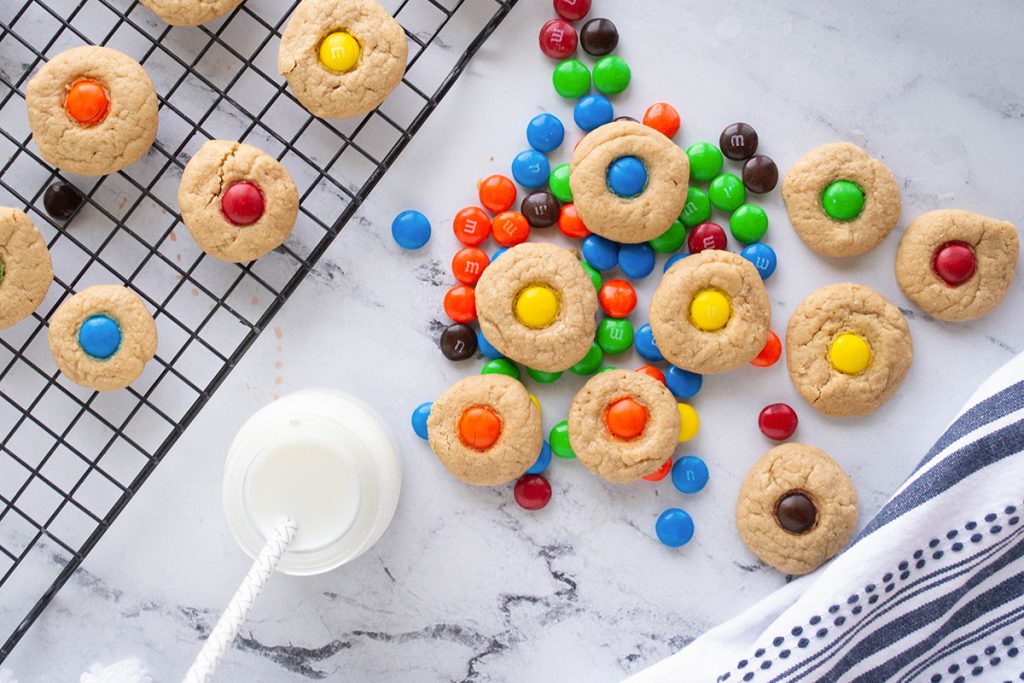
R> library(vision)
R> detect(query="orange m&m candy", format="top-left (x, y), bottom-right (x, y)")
top-left (444, 284), bottom-right (476, 323)
top-left (605, 397), bottom-right (647, 440)
top-left (751, 329), bottom-right (782, 367)
top-left (558, 203), bottom-right (590, 239)
top-left (452, 247), bottom-right (489, 285)
top-left (65, 78), bottom-right (109, 126)
top-left (453, 206), bottom-right (492, 247)
top-left (643, 102), bottom-right (680, 139)
top-left (599, 279), bottom-right (637, 318)
top-left (636, 365), bottom-right (666, 385)
top-left (478, 175), bottom-right (517, 213)
top-left (459, 405), bottom-right (502, 450)
top-left (492, 211), bottom-right (530, 247)
top-left (643, 456), bottom-right (673, 482)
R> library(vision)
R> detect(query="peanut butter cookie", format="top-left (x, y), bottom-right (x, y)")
top-left (0, 207), bottom-right (53, 329)
top-left (139, 0), bottom-right (242, 25)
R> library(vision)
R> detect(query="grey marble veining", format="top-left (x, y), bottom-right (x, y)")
top-left (2, 1), bottom-right (1024, 681)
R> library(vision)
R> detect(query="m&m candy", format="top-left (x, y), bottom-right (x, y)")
top-left (671, 455), bottom-right (709, 494)
top-left (514, 474), bottom-right (552, 510)
top-left (720, 122), bottom-right (759, 161)
top-left (636, 365), bottom-right (666, 385)
top-left (319, 32), bottom-right (360, 72)
top-left (580, 18), bottom-right (619, 57)
top-left (821, 180), bottom-right (865, 221)
top-left (592, 55), bottom-right (631, 95)
top-left (553, 0), bottom-right (591, 21)
top-left (618, 243), bottom-right (655, 279)
top-left (581, 261), bottom-right (602, 291)
top-left (570, 342), bottom-right (604, 375)
top-left (411, 402), bottom-right (432, 439)
top-left (78, 314), bottom-right (121, 360)
top-left (516, 285), bottom-right (559, 329)
top-left (643, 457), bottom-right (672, 482)
top-left (677, 403), bottom-right (700, 442)
top-left (599, 279), bottom-right (637, 318)
top-left (527, 113), bottom-right (566, 153)
top-left (528, 367), bottom-right (562, 384)
top-left (687, 222), bottom-right (727, 254)
top-left (221, 182), bottom-right (265, 226)
top-left (451, 247), bottom-right (489, 285)
top-left (549, 420), bottom-right (576, 459)
top-left (679, 187), bottom-right (711, 228)
top-left (574, 93), bottom-right (614, 132)
top-left (666, 366), bottom-right (702, 399)
top-left (634, 323), bottom-right (663, 362)
top-left (708, 173), bottom-right (746, 213)
top-left (548, 164), bottom-right (573, 203)
top-left (443, 284), bottom-right (476, 323)
top-left (649, 220), bottom-right (687, 254)
top-left (740, 242), bottom-right (778, 280)
top-left (539, 18), bottom-right (578, 60)
top-left (643, 102), bottom-right (680, 139)
top-left (687, 142), bottom-right (724, 182)
top-left (552, 59), bottom-right (591, 99)
top-left (558, 203), bottom-right (590, 239)
top-left (581, 234), bottom-right (619, 271)
top-left (751, 330), bottom-right (782, 367)
top-left (690, 290), bottom-right (731, 331)
top-left (605, 397), bottom-right (647, 440)
top-left (663, 253), bottom-right (687, 272)
top-left (522, 190), bottom-right (561, 228)
top-left (391, 209), bottom-right (431, 249)
top-left (759, 403), bottom-right (798, 441)
top-left (482, 357), bottom-right (520, 380)
top-left (459, 406), bottom-right (502, 450)
top-left (453, 206), bottom-right (492, 246)
top-left (597, 317), bottom-right (634, 355)
top-left (65, 78), bottom-right (109, 126)
top-left (440, 323), bottom-right (477, 361)
top-left (932, 241), bottom-right (977, 286)
top-left (743, 155), bottom-right (779, 194)
top-left (730, 204), bottom-right (769, 243)
top-left (511, 150), bottom-right (551, 189)
top-left (477, 329), bottom-right (505, 360)
top-left (478, 175), bottom-right (516, 213)
top-left (606, 156), bottom-right (647, 198)
top-left (492, 211), bottom-right (530, 247)
top-left (526, 441), bottom-right (553, 475)
top-left (655, 508), bottom-right (694, 547)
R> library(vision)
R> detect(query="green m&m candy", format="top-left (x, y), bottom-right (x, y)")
top-left (649, 220), bottom-right (687, 253)
top-left (581, 261), bottom-right (602, 290)
top-left (730, 204), bottom-right (769, 243)
top-left (708, 173), bottom-right (747, 213)
top-left (549, 163), bottom-right (573, 202)
top-left (570, 342), bottom-right (604, 376)
top-left (679, 187), bottom-right (712, 228)
top-left (549, 420), bottom-right (576, 459)
top-left (597, 317), bottom-right (634, 355)
top-left (822, 180), bottom-right (865, 221)
top-left (553, 59), bottom-right (591, 99)
top-left (482, 358), bottom-right (520, 380)
top-left (527, 367), bottom-right (562, 384)
top-left (686, 142), bottom-right (724, 182)
top-left (592, 55), bottom-right (631, 95)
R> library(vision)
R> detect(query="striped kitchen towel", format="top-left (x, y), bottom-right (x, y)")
top-left (628, 351), bottom-right (1024, 683)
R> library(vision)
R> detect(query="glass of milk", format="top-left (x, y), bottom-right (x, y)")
top-left (222, 390), bottom-right (401, 576)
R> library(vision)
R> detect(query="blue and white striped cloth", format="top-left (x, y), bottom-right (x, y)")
top-left (629, 352), bottom-right (1024, 683)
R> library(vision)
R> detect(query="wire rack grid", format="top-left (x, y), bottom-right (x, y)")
top-left (0, 0), bottom-right (515, 660)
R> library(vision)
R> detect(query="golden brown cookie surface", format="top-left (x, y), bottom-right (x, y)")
top-left (569, 121), bottom-right (689, 243)
top-left (895, 209), bottom-right (1018, 322)
top-left (278, 0), bottom-right (408, 119)
top-left (735, 443), bottom-right (858, 576)
top-left (0, 207), bottom-right (53, 330)
top-left (178, 140), bottom-right (299, 263)
top-left (786, 283), bottom-right (912, 417)
top-left (26, 46), bottom-right (158, 176)
top-left (139, 0), bottom-right (242, 25)
top-left (475, 242), bottom-right (598, 373)
top-left (48, 285), bottom-right (158, 392)
top-left (782, 143), bottom-right (901, 258)
top-left (649, 250), bottom-right (770, 374)
top-left (568, 369), bottom-right (679, 483)
top-left (427, 374), bottom-right (541, 486)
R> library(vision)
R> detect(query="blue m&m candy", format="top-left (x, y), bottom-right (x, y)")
top-left (607, 156), bottom-right (647, 198)
top-left (526, 440), bottom-right (552, 475)
top-left (582, 234), bottom-right (620, 271)
top-left (656, 508), bottom-right (694, 548)
top-left (391, 210), bottom-right (431, 249)
top-left (634, 323), bottom-right (663, 361)
top-left (618, 243), bottom-right (655, 279)
top-left (573, 94), bottom-right (614, 132)
top-left (492, 247), bottom-right (508, 261)
top-left (527, 113), bottom-right (565, 153)
top-left (665, 365), bottom-right (702, 399)
top-left (411, 402), bottom-right (432, 439)
top-left (663, 252), bottom-right (688, 272)
top-left (671, 455), bottom-right (709, 494)
top-left (740, 242), bottom-right (778, 280)
top-left (477, 329), bottom-right (505, 360)
top-left (78, 314), bottom-right (121, 360)
top-left (511, 150), bottom-right (551, 189)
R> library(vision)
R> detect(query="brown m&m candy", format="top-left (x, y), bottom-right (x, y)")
top-left (520, 190), bottom-right (560, 228)
top-left (775, 491), bottom-right (817, 533)
top-left (440, 323), bottom-right (477, 361)
top-left (719, 122), bottom-right (758, 161)
top-left (43, 181), bottom-right (85, 221)
top-left (580, 18), bottom-right (618, 57)
top-left (743, 154), bottom-right (779, 194)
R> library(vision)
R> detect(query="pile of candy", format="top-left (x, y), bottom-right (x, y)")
top-left (398, 0), bottom-right (801, 548)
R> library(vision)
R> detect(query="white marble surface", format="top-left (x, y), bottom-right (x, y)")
top-left (4, 1), bottom-right (1024, 681)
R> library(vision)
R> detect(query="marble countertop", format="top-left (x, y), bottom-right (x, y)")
top-left (3, 1), bottom-right (1024, 681)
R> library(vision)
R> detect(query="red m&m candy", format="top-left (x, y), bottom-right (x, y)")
top-left (643, 457), bottom-right (672, 482)
top-left (514, 474), bottom-right (552, 510)
top-left (932, 241), bottom-right (977, 287)
top-left (492, 211), bottom-right (530, 247)
top-left (479, 175), bottom-right (517, 213)
top-left (687, 222), bottom-right (727, 254)
top-left (643, 103), bottom-right (680, 139)
top-left (221, 181), bottom-right (265, 226)
top-left (444, 284), bottom-right (476, 323)
top-left (454, 206), bottom-right (492, 246)
top-left (751, 330), bottom-right (782, 367)
top-left (452, 247), bottom-right (489, 285)
top-left (599, 279), bottom-right (637, 318)
top-left (553, 0), bottom-right (591, 21)
top-left (539, 19), bottom-right (578, 60)
top-left (758, 403), bottom-right (798, 441)
top-left (558, 203), bottom-right (590, 239)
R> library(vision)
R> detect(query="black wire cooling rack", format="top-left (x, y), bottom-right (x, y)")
top-left (0, 0), bottom-right (515, 659)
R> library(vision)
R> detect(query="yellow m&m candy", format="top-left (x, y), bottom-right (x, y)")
top-left (515, 285), bottom-right (559, 329)
top-left (690, 289), bottom-right (731, 331)
top-left (829, 332), bottom-right (872, 375)
top-left (677, 403), bottom-right (700, 442)
top-left (319, 32), bottom-right (360, 73)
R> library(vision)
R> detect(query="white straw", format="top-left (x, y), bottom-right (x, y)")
top-left (183, 519), bottom-right (297, 683)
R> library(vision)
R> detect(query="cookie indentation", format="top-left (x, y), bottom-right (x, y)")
top-left (78, 314), bottom-right (122, 360)
top-left (775, 491), bottom-right (818, 534)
